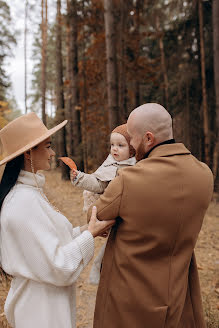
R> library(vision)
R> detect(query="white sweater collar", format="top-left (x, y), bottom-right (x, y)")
top-left (17, 170), bottom-right (45, 188)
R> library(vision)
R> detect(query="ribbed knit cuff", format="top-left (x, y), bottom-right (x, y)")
top-left (75, 230), bottom-right (94, 267)
top-left (72, 226), bottom-right (81, 239)
top-left (72, 171), bottom-right (82, 185)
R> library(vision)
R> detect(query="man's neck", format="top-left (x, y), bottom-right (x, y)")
top-left (143, 139), bottom-right (175, 159)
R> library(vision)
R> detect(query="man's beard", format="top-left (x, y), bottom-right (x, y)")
top-left (135, 139), bottom-right (146, 161)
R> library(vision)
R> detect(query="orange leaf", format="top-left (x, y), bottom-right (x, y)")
top-left (59, 157), bottom-right (77, 170)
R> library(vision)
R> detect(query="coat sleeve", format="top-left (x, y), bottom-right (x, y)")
top-left (72, 172), bottom-right (108, 193)
top-left (3, 194), bottom-right (94, 287)
top-left (87, 172), bottom-right (123, 222)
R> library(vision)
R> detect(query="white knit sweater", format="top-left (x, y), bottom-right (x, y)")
top-left (0, 170), bottom-right (94, 328)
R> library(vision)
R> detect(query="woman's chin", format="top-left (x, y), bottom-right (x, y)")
top-left (40, 163), bottom-right (52, 171)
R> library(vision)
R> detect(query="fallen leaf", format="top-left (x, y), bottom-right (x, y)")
top-left (59, 157), bottom-right (77, 171)
top-left (197, 264), bottom-right (204, 270)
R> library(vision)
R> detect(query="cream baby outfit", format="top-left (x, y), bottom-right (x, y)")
top-left (0, 170), bottom-right (94, 328)
top-left (72, 154), bottom-right (136, 284)
top-left (73, 154), bottom-right (136, 212)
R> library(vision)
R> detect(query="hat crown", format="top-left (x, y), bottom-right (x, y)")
top-left (111, 123), bottom-right (135, 157)
top-left (0, 113), bottom-right (48, 156)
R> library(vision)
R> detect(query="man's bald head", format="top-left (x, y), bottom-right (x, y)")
top-left (127, 103), bottom-right (173, 160)
top-left (128, 103), bottom-right (173, 142)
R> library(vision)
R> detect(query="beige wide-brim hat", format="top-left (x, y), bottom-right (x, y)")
top-left (0, 112), bottom-right (67, 166)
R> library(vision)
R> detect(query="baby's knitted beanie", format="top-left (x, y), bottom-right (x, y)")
top-left (111, 124), bottom-right (135, 157)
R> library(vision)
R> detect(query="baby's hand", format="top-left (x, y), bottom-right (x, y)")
top-left (70, 169), bottom-right (79, 182)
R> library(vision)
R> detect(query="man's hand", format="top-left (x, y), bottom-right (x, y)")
top-left (70, 169), bottom-right (79, 182)
top-left (88, 206), bottom-right (115, 238)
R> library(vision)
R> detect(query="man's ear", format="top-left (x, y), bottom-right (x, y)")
top-left (144, 132), bottom-right (154, 145)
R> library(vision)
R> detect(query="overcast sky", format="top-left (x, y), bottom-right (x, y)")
top-left (7, 0), bottom-right (26, 113)
top-left (6, 0), bottom-right (45, 114)
top-left (6, 0), bottom-right (57, 114)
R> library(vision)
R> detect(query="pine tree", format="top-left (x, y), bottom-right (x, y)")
top-left (104, 0), bottom-right (119, 130)
top-left (212, 0), bottom-right (219, 190)
top-left (56, 0), bottom-right (69, 180)
top-left (0, 0), bottom-right (16, 100)
top-left (41, 0), bottom-right (48, 124)
top-left (198, 0), bottom-right (210, 165)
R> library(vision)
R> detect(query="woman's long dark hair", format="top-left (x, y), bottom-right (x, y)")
top-left (0, 154), bottom-right (24, 210)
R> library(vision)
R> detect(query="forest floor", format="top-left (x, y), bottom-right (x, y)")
top-left (0, 169), bottom-right (219, 328)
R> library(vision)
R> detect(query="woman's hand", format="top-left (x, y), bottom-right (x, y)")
top-left (88, 206), bottom-right (115, 238)
top-left (80, 224), bottom-right (109, 237)
top-left (70, 169), bottom-right (79, 182)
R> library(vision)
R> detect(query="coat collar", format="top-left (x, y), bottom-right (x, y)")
top-left (144, 139), bottom-right (175, 159)
top-left (147, 143), bottom-right (191, 159)
top-left (93, 154), bottom-right (136, 182)
top-left (102, 154), bottom-right (136, 167)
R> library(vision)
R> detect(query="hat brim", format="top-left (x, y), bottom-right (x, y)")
top-left (0, 120), bottom-right (68, 166)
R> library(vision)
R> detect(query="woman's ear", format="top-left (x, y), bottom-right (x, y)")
top-left (24, 150), bottom-right (31, 161)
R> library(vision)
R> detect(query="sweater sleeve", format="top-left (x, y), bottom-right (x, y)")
top-left (72, 172), bottom-right (108, 193)
top-left (72, 226), bottom-right (81, 239)
top-left (3, 193), bottom-right (94, 287)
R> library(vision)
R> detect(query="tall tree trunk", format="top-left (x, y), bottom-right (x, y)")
top-left (81, 0), bottom-right (88, 172)
top-left (41, 0), bottom-right (48, 125)
top-left (70, 0), bottom-right (82, 169)
top-left (198, 0), bottom-right (210, 166)
top-left (56, 0), bottom-right (68, 180)
top-left (156, 15), bottom-right (169, 109)
top-left (104, 0), bottom-right (119, 130)
top-left (118, 0), bottom-right (130, 121)
top-left (134, 0), bottom-right (144, 108)
top-left (66, 0), bottom-right (73, 156)
top-left (66, 0), bottom-right (82, 168)
top-left (212, 0), bottom-right (219, 192)
top-left (24, 0), bottom-right (28, 114)
top-left (185, 81), bottom-right (191, 149)
top-left (81, 63), bottom-right (88, 172)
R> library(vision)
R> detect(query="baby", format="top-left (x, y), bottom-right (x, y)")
top-left (70, 123), bottom-right (136, 283)
top-left (70, 123), bottom-right (136, 211)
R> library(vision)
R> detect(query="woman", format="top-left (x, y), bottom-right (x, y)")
top-left (0, 112), bottom-right (114, 328)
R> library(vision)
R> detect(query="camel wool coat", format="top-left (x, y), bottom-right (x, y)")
top-left (88, 143), bottom-right (213, 328)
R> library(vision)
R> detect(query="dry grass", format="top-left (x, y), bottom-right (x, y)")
top-left (197, 202), bottom-right (219, 327)
top-left (0, 169), bottom-right (218, 328)
top-left (0, 273), bottom-right (11, 327)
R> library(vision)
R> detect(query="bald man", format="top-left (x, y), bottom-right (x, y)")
top-left (88, 103), bottom-right (213, 328)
